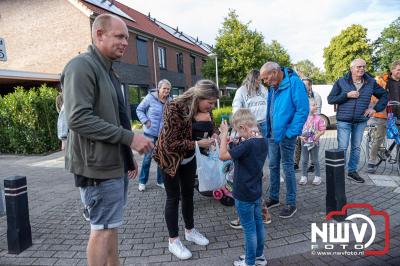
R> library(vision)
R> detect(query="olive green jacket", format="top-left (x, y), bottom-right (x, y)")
top-left (61, 45), bottom-right (134, 179)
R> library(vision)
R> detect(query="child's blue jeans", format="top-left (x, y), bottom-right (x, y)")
top-left (235, 197), bottom-right (265, 265)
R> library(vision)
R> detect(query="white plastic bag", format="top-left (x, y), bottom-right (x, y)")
top-left (195, 139), bottom-right (226, 192)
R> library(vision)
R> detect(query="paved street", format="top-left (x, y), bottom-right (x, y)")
top-left (0, 130), bottom-right (399, 265)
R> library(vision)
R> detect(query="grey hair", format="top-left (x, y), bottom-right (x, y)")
top-left (391, 60), bottom-right (400, 70)
top-left (350, 58), bottom-right (366, 68)
top-left (158, 79), bottom-right (171, 90)
top-left (91, 13), bottom-right (124, 41)
top-left (174, 79), bottom-right (219, 120)
top-left (260, 62), bottom-right (280, 73)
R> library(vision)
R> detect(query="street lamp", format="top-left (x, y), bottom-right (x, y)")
top-left (208, 52), bottom-right (220, 109)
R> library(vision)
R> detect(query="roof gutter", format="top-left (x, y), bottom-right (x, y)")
top-left (0, 69), bottom-right (60, 82)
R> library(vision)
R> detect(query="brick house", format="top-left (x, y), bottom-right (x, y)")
top-left (0, 0), bottom-right (211, 109)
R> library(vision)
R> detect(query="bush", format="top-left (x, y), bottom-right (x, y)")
top-left (219, 95), bottom-right (233, 107)
top-left (0, 85), bottom-right (59, 154)
top-left (131, 120), bottom-right (143, 130)
top-left (212, 106), bottom-right (232, 126)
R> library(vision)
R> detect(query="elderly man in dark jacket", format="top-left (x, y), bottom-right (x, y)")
top-left (328, 58), bottom-right (388, 183)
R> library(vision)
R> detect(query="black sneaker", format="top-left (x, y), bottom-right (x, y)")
top-left (347, 172), bottom-right (365, 183)
top-left (265, 198), bottom-right (280, 209)
top-left (367, 164), bottom-right (377, 174)
top-left (307, 164), bottom-right (315, 173)
top-left (279, 205), bottom-right (297, 219)
top-left (294, 163), bottom-right (299, 170)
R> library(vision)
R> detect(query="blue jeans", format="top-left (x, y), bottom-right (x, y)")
top-left (138, 134), bottom-right (163, 185)
top-left (268, 137), bottom-right (297, 206)
top-left (235, 198), bottom-right (264, 266)
top-left (337, 121), bottom-right (367, 173)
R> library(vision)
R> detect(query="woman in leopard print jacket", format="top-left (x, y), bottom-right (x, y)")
top-left (153, 79), bottom-right (219, 260)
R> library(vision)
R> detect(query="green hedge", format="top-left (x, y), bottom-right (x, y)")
top-left (0, 85), bottom-right (59, 154)
top-left (212, 106), bottom-right (232, 126)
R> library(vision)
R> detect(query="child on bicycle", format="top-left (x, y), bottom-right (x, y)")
top-left (219, 108), bottom-right (268, 266)
top-left (299, 97), bottom-right (326, 185)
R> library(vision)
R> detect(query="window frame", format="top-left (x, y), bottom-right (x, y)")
top-left (176, 52), bottom-right (184, 73)
top-left (190, 55), bottom-right (196, 75)
top-left (158, 47), bottom-right (167, 69)
top-left (136, 37), bottom-right (148, 66)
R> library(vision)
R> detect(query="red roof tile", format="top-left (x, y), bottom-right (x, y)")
top-left (79, 0), bottom-right (209, 56)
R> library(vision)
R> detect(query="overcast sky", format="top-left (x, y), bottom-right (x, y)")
top-left (118, 0), bottom-right (399, 70)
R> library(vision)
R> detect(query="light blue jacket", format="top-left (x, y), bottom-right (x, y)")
top-left (57, 105), bottom-right (68, 140)
top-left (266, 68), bottom-right (309, 143)
top-left (136, 92), bottom-right (171, 137)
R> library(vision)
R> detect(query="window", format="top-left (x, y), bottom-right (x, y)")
top-left (177, 52), bottom-right (184, 73)
top-left (136, 37), bottom-right (148, 66)
top-left (158, 47), bottom-right (166, 69)
top-left (190, 55), bottom-right (196, 75)
top-left (128, 85), bottom-right (149, 104)
top-left (171, 87), bottom-right (184, 98)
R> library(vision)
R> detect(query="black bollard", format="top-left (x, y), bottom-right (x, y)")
top-left (0, 186), bottom-right (5, 216)
top-left (325, 149), bottom-right (347, 222)
top-left (4, 176), bottom-right (32, 254)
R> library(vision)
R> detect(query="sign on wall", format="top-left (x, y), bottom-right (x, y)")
top-left (0, 38), bottom-right (7, 61)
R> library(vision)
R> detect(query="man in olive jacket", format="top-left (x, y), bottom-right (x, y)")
top-left (62, 14), bottom-right (153, 265)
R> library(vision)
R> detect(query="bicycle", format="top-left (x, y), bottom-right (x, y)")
top-left (365, 101), bottom-right (400, 175)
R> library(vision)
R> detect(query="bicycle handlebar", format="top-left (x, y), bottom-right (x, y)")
top-left (387, 100), bottom-right (400, 106)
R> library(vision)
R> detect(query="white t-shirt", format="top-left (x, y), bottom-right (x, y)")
top-left (232, 85), bottom-right (268, 123)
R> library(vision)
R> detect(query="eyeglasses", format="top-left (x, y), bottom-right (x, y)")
top-left (355, 65), bottom-right (366, 69)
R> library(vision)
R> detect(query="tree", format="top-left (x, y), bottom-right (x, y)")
top-left (202, 10), bottom-right (291, 87)
top-left (373, 17), bottom-right (400, 73)
top-left (323, 24), bottom-right (373, 82)
top-left (264, 40), bottom-right (291, 68)
top-left (294, 59), bottom-right (326, 84)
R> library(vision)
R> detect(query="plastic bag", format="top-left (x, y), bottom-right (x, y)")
top-left (195, 139), bottom-right (226, 192)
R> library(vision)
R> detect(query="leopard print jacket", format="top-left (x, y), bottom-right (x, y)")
top-left (153, 101), bottom-right (195, 177)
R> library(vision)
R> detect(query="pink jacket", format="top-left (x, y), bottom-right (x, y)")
top-left (301, 114), bottom-right (326, 144)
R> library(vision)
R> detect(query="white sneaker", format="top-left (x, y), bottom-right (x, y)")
top-left (138, 183), bottom-right (146, 191)
top-left (312, 176), bottom-right (322, 185)
top-left (168, 238), bottom-right (192, 260)
top-left (280, 176), bottom-right (284, 183)
top-left (238, 254), bottom-right (268, 266)
top-left (298, 176), bottom-right (307, 185)
top-left (233, 260), bottom-right (251, 266)
top-left (156, 183), bottom-right (165, 189)
top-left (185, 228), bottom-right (209, 246)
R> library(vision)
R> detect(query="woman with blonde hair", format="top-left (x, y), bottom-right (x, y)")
top-left (153, 79), bottom-right (219, 260)
top-left (232, 69), bottom-right (268, 138)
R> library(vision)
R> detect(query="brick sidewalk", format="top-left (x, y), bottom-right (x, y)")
top-left (0, 130), bottom-right (399, 265)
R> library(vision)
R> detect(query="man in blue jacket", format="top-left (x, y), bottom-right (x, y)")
top-left (260, 62), bottom-right (309, 219)
top-left (328, 58), bottom-right (388, 183)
